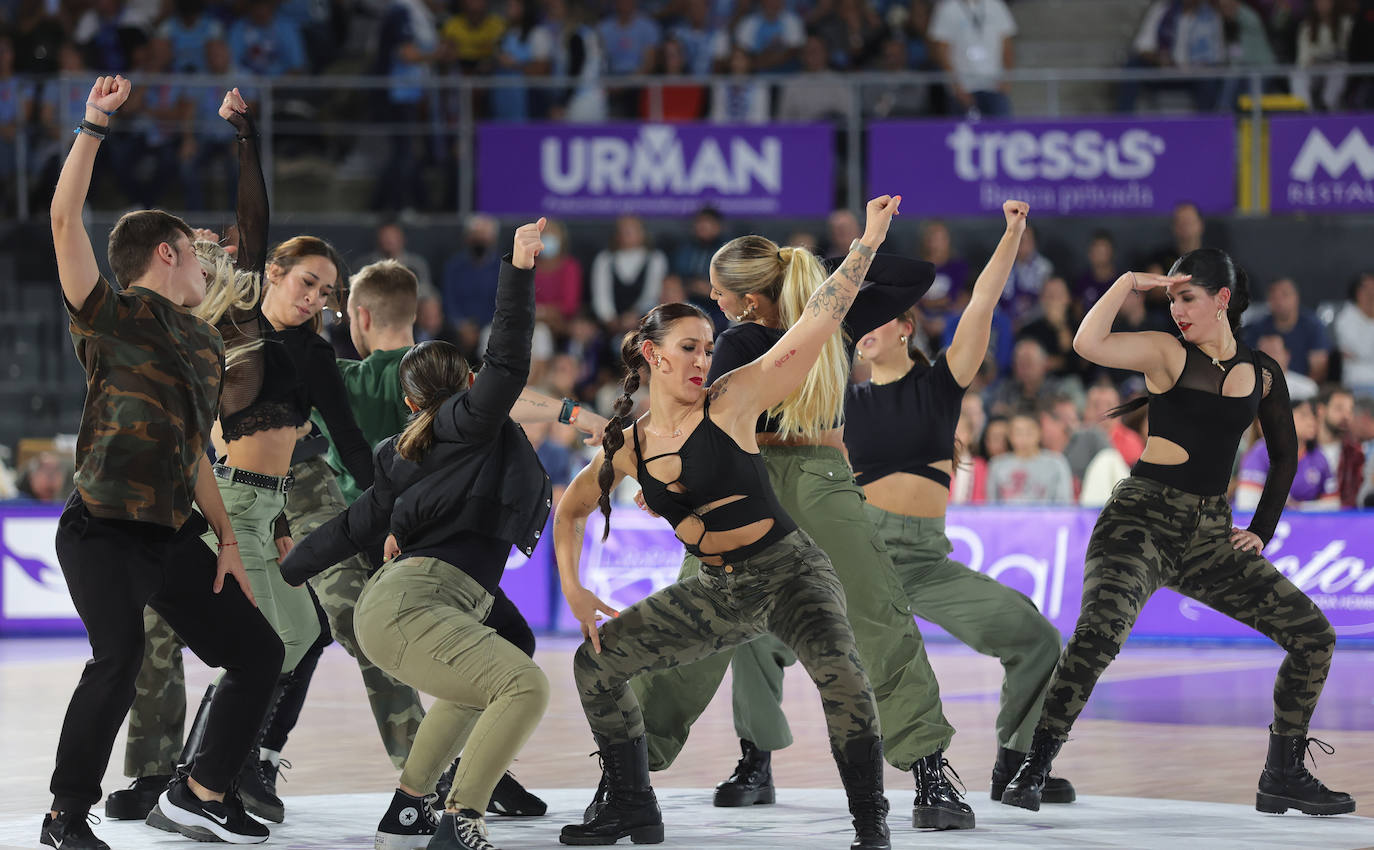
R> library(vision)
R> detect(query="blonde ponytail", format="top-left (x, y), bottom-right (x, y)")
top-left (771, 247), bottom-right (848, 440)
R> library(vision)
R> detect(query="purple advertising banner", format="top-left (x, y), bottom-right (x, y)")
top-left (1269, 115), bottom-right (1374, 213)
top-left (476, 123), bottom-right (834, 218)
top-left (6, 505), bottom-right (1373, 641)
top-left (867, 117), bottom-right (1236, 217)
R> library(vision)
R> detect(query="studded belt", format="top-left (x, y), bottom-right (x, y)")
top-left (213, 464), bottom-right (295, 494)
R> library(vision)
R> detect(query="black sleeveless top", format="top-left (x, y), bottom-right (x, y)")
top-left (845, 353), bottom-right (966, 488)
top-left (634, 394), bottom-right (798, 563)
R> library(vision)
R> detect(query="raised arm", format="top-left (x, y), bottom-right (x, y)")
top-left (553, 452), bottom-right (624, 652)
top-left (53, 76), bottom-right (130, 311)
top-left (713, 195), bottom-right (900, 416)
top-left (832, 253), bottom-right (937, 339)
top-left (1072, 269), bottom-right (1189, 387)
top-left (436, 220), bottom-right (545, 442)
top-left (220, 88), bottom-right (268, 277)
top-left (947, 200), bottom-right (1027, 387)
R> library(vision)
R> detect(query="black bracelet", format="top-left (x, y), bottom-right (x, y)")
top-left (73, 119), bottom-right (109, 141)
top-left (558, 397), bottom-right (577, 425)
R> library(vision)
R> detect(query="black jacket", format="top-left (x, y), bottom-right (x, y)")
top-left (280, 258), bottom-right (551, 586)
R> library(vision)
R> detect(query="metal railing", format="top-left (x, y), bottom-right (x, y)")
top-left (4, 62), bottom-right (1372, 220)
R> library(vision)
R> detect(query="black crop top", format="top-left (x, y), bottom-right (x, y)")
top-left (211, 118), bottom-right (373, 490)
top-left (1132, 340), bottom-right (1296, 544)
top-left (708, 253), bottom-right (936, 434)
top-left (634, 394), bottom-right (798, 563)
top-left (845, 353), bottom-right (966, 488)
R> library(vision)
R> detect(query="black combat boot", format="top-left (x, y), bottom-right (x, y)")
top-left (833, 739), bottom-right (890, 850)
top-left (713, 739), bottom-right (775, 807)
top-left (991, 745), bottom-right (1075, 803)
top-left (559, 736), bottom-right (664, 845)
top-left (911, 750), bottom-right (975, 829)
top-left (1255, 733), bottom-right (1356, 816)
top-left (998, 729), bottom-right (1063, 812)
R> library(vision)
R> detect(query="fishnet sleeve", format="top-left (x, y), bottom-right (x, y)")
top-left (216, 108), bottom-right (270, 428)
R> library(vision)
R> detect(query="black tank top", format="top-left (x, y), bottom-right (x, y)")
top-left (634, 394), bottom-right (797, 563)
top-left (845, 353), bottom-right (966, 488)
top-left (1132, 340), bottom-right (1262, 496)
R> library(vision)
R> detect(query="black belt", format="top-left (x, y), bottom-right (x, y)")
top-left (213, 464), bottom-right (295, 494)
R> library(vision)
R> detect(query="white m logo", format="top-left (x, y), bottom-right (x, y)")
top-left (1290, 128), bottom-right (1374, 181)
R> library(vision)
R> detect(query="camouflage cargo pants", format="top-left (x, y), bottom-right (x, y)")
top-left (124, 606), bottom-right (186, 778)
top-left (285, 456), bottom-right (425, 770)
top-left (1039, 476), bottom-right (1336, 740)
top-left (575, 528), bottom-right (880, 758)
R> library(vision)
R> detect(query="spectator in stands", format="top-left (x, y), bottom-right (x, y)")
top-left (524, 420), bottom-right (576, 507)
top-left (362, 221), bottom-right (433, 288)
top-left (710, 44), bottom-right (771, 123)
top-left (672, 0), bottom-right (729, 75)
top-left (1243, 277), bottom-right (1332, 382)
top-left (544, 0), bottom-right (608, 121)
top-left (120, 39), bottom-right (187, 209)
top-left (814, 0), bottom-right (885, 69)
top-left (589, 215), bottom-right (667, 331)
top-left (440, 214), bottom-right (501, 352)
top-left (73, 0), bottom-right (152, 75)
top-left (12, 0), bottom-right (67, 74)
top-left (491, 0), bottom-right (549, 121)
top-left (1002, 221), bottom-right (1054, 324)
top-left (863, 36), bottom-right (929, 117)
top-left (981, 413), bottom-right (1010, 460)
top-left (158, 0), bottom-right (223, 72)
top-left (1315, 385), bottom-right (1365, 507)
top-left (179, 39), bottom-right (250, 211)
top-left (1235, 398), bottom-right (1339, 511)
top-left (1017, 276), bottom-right (1085, 381)
top-left (1255, 333), bottom-right (1319, 402)
top-left (228, 0), bottom-right (307, 76)
top-left (1219, 0), bottom-right (1278, 108)
top-left (17, 451), bottom-right (67, 503)
top-left (987, 407), bottom-right (1075, 504)
top-left (824, 207), bottom-right (862, 257)
top-left (734, 0), bottom-right (806, 71)
top-left (413, 282), bottom-right (464, 349)
top-left (1351, 395), bottom-right (1374, 505)
top-left (371, 0), bottom-right (445, 211)
top-left (1347, 0), bottom-right (1374, 109)
top-left (1291, 0), bottom-right (1354, 109)
top-left (1074, 230), bottom-right (1118, 309)
top-left (950, 406), bottom-right (988, 504)
top-left (1117, 0), bottom-right (1226, 112)
top-left (598, 0), bottom-right (661, 116)
top-left (899, 0), bottom-right (935, 70)
top-left (1068, 381), bottom-right (1144, 483)
top-left (641, 37), bottom-right (707, 119)
top-left (776, 34), bottom-right (856, 120)
top-left (533, 218), bottom-right (583, 329)
top-left (1037, 396), bottom-right (1076, 459)
top-left (919, 219), bottom-right (969, 311)
top-left (672, 206), bottom-right (725, 282)
top-left (985, 337), bottom-right (1072, 416)
top-left (30, 44), bottom-right (87, 207)
top-left (441, 0), bottom-right (505, 74)
top-left (1335, 272), bottom-right (1374, 398)
top-left (929, 0), bottom-right (1018, 117)
top-left (0, 35), bottom-right (32, 217)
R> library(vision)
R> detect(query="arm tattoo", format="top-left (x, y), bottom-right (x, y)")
top-left (806, 250), bottom-right (871, 320)
top-left (707, 374), bottom-right (732, 402)
top-left (773, 349), bottom-right (798, 368)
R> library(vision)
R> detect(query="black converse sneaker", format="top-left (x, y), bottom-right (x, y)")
top-left (155, 772), bottom-right (269, 844)
top-left (375, 788), bottom-right (440, 850)
top-left (430, 809), bottom-right (500, 850)
top-left (436, 758), bottom-right (548, 818)
top-left (40, 809), bottom-right (110, 850)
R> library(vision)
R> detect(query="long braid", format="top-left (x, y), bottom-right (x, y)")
top-left (597, 345), bottom-right (642, 540)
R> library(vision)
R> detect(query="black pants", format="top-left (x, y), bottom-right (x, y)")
top-left (49, 492), bottom-right (284, 812)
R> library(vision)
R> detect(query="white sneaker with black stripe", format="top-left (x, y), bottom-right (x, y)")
top-left (153, 772), bottom-right (269, 844)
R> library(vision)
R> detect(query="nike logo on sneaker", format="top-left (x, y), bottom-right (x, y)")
top-left (206, 809), bottom-right (230, 825)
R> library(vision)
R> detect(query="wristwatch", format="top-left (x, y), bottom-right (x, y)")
top-left (558, 397), bottom-right (581, 425)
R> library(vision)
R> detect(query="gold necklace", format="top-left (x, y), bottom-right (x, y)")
top-left (642, 413), bottom-right (692, 439)
top-left (1208, 339), bottom-right (1236, 370)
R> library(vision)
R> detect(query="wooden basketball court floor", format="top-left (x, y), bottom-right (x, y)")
top-left (1, 636), bottom-right (1370, 849)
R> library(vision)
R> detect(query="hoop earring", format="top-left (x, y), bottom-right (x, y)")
top-left (1216, 308), bottom-right (1224, 321)
top-left (900, 335), bottom-right (907, 343)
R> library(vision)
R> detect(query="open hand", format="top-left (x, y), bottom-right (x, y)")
top-left (1230, 527), bottom-right (1263, 555)
top-left (511, 217), bottom-right (547, 269)
top-left (274, 535), bottom-right (294, 561)
top-left (213, 545), bottom-right (257, 607)
top-left (565, 586), bottom-right (619, 653)
top-left (1130, 271), bottom-right (1191, 292)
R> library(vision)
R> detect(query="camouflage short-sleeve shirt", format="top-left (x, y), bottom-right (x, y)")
top-left (67, 277), bottom-right (224, 529)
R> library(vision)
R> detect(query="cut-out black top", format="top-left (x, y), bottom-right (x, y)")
top-left (1132, 339), bottom-right (1295, 544)
top-left (634, 393), bottom-right (797, 563)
